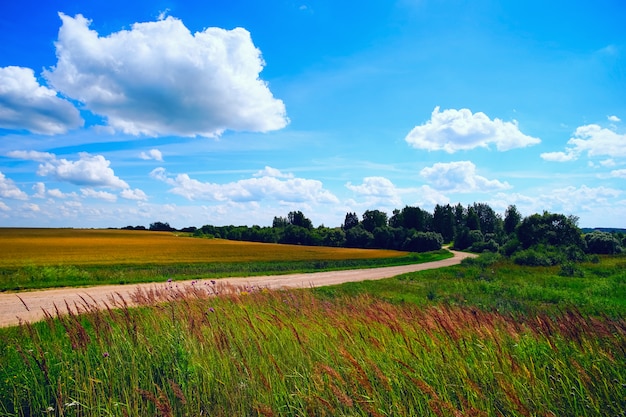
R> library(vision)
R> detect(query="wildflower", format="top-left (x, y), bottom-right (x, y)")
top-left (210, 280), bottom-right (216, 285)
top-left (209, 307), bottom-right (215, 313)
top-left (167, 278), bottom-right (173, 283)
top-left (102, 352), bottom-right (109, 358)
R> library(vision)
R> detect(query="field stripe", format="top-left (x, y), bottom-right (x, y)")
top-left (0, 250), bottom-right (475, 327)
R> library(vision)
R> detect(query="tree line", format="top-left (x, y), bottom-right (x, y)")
top-left (126, 203), bottom-right (623, 262)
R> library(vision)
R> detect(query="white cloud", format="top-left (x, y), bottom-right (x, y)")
top-left (37, 153), bottom-right (129, 188)
top-left (420, 161), bottom-right (511, 193)
top-left (139, 149), bottom-right (163, 161)
top-left (345, 176), bottom-right (403, 207)
top-left (543, 124), bottom-right (626, 162)
top-left (120, 188), bottom-right (148, 201)
top-left (81, 188), bottom-right (118, 202)
top-left (6, 150), bottom-right (56, 162)
top-left (540, 150), bottom-right (577, 162)
top-left (610, 169), bottom-right (626, 178)
top-left (48, 188), bottom-right (77, 199)
top-left (608, 115), bottom-right (621, 122)
top-left (0, 66), bottom-right (83, 134)
top-left (151, 167), bottom-right (338, 204)
top-left (44, 13), bottom-right (288, 137)
top-left (0, 171), bottom-right (28, 200)
top-left (32, 182), bottom-right (46, 198)
top-left (405, 107), bottom-right (540, 153)
top-left (567, 124), bottom-right (626, 158)
top-left (254, 166), bottom-right (294, 179)
top-left (600, 158), bottom-right (616, 167)
top-left (23, 203), bottom-right (41, 212)
top-left (0, 201), bottom-right (9, 211)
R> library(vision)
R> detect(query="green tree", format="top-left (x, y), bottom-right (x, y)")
top-left (342, 212), bottom-right (359, 231)
top-left (288, 211), bottom-right (313, 230)
top-left (361, 209), bottom-right (388, 233)
top-left (503, 205), bottom-right (522, 235)
top-left (516, 211), bottom-right (585, 250)
top-left (584, 231), bottom-right (622, 254)
top-left (465, 206), bottom-right (480, 231)
top-left (433, 204), bottom-right (455, 242)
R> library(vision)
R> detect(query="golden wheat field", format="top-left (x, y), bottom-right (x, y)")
top-left (0, 228), bottom-right (407, 267)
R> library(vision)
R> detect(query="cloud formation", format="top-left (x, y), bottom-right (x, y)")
top-left (541, 123), bottom-right (626, 162)
top-left (139, 149), bottom-right (163, 161)
top-left (36, 153), bottom-right (129, 188)
top-left (44, 13), bottom-right (288, 137)
top-left (0, 66), bottom-right (83, 134)
top-left (420, 161), bottom-right (511, 192)
top-left (151, 167), bottom-right (338, 204)
top-left (0, 171), bottom-right (28, 200)
top-left (345, 176), bottom-right (403, 207)
top-left (405, 107), bottom-right (540, 153)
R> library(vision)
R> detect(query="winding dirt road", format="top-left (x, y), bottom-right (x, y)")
top-left (0, 250), bottom-right (475, 327)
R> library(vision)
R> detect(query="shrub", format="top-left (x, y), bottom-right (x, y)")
top-left (403, 232), bottom-right (443, 252)
top-left (512, 247), bottom-right (555, 266)
top-left (585, 231), bottom-right (622, 255)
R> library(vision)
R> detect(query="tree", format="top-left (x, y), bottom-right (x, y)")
top-left (516, 211), bottom-right (585, 250)
top-left (343, 212), bottom-right (359, 231)
top-left (272, 216), bottom-right (289, 228)
top-left (433, 204), bottom-right (455, 242)
top-left (149, 221), bottom-right (175, 231)
top-left (361, 209), bottom-right (388, 233)
top-left (345, 224), bottom-right (374, 248)
top-left (403, 232), bottom-right (444, 252)
top-left (504, 205), bottom-right (522, 235)
top-left (472, 203), bottom-right (502, 235)
top-left (584, 231), bottom-right (622, 254)
top-left (465, 206), bottom-right (480, 231)
top-left (287, 211), bottom-right (313, 230)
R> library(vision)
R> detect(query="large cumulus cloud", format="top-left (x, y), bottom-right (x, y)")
top-left (405, 107), bottom-right (540, 153)
top-left (44, 13), bottom-right (288, 137)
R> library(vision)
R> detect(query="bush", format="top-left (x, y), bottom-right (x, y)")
top-left (403, 232), bottom-right (444, 252)
top-left (469, 239), bottom-right (499, 253)
top-left (585, 231), bottom-right (622, 255)
top-left (512, 247), bottom-right (555, 266)
top-left (559, 262), bottom-right (585, 277)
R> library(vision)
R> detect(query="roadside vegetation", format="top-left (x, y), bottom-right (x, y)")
top-left (1, 252), bottom-right (624, 416)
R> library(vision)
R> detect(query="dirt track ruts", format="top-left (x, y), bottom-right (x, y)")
top-left (0, 250), bottom-right (475, 327)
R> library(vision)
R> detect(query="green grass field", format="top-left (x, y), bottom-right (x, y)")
top-left (1, 249), bottom-right (624, 416)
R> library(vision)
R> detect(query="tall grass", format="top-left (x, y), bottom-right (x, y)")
top-left (1, 280), bottom-right (624, 416)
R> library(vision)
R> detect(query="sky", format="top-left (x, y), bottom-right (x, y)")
top-left (0, 0), bottom-right (625, 229)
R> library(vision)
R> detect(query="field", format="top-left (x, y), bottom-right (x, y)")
top-left (0, 230), bottom-right (624, 416)
top-left (0, 228), bottom-right (408, 267)
top-left (0, 228), bottom-right (431, 291)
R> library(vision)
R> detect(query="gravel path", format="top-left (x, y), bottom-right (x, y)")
top-left (0, 250), bottom-right (475, 327)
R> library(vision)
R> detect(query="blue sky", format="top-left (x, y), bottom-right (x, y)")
top-left (0, 0), bottom-right (624, 229)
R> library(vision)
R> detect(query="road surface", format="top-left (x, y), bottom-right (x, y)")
top-left (0, 250), bottom-right (475, 327)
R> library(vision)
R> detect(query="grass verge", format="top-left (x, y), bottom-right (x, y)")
top-left (0, 250), bottom-right (452, 291)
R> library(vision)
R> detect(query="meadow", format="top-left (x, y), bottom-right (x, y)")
top-left (1, 251), bottom-right (624, 416)
top-left (0, 228), bottom-right (436, 291)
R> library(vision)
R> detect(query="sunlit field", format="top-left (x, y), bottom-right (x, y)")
top-left (0, 228), bottom-right (407, 267)
top-left (0, 228), bottom-right (442, 291)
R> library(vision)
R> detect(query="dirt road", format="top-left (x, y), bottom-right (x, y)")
top-left (0, 250), bottom-right (475, 327)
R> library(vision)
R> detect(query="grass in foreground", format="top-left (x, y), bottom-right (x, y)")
top-left (1, 254), bottom-right (625, 416)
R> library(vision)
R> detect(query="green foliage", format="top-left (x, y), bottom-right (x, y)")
top-left (584, 231), bottom-right (622, 254)
top-left (2, 256), bottom-right (625, 416)
top-left (517, 211), bottom-right (585, 250)
top-left (402, 231), bottom-right (443, 252)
